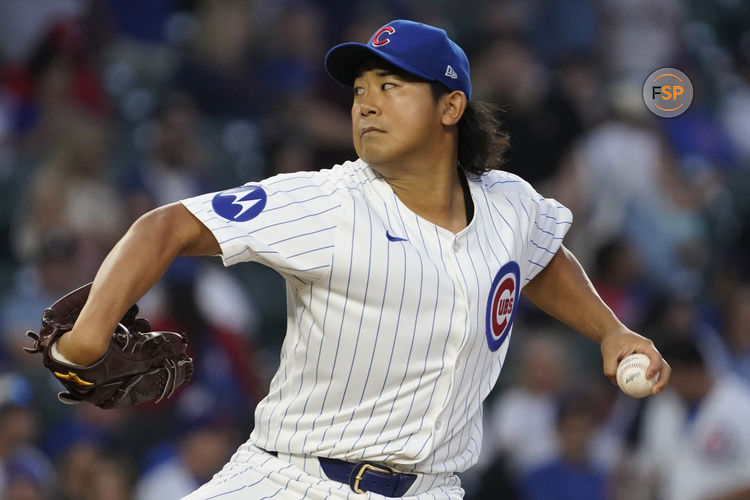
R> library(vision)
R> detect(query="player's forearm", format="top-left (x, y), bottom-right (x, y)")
top-left (521, 245), bottom-right (627, 343)
top-left (74, 208), bottom-right (187, 340)
top-left (59, 203), bottom-right (218, 364)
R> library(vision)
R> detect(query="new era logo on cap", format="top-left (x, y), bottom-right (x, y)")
top-left (324, 20), bottom-right (472, 100)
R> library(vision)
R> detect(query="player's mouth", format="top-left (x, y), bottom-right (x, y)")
top-left (360, 126), bottom-right (384, 138)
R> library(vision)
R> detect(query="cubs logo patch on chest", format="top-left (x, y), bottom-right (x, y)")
top-left (485, 261), bottom-right (520, 351)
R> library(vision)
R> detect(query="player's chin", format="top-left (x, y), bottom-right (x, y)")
top-left (357, 146), bottom-right (390, 166)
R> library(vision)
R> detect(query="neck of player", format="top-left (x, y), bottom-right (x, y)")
top-left (376, 152), bottom-right (470, 234)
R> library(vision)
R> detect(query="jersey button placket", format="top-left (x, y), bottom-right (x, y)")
top-left (433, 233), bottom-right (471, 439)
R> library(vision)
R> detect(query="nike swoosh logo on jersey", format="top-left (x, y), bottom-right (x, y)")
top-left (386, 230), bottom-right (407, 242)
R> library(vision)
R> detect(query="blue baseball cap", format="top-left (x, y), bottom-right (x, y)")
top-left (325, 20), bottom-right (472, 100)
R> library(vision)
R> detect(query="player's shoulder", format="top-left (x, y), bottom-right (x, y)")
top-left (260, 158), bottom-right (373, 195)
top-left (475, 169), bottom-right (538, 198)
top-left (324, 158), bottom-right (380, 192)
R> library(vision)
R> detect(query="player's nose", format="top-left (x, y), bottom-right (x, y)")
top-left (356, 100), bottom-right (379, 117)
top-left (353, 89), bottom-right (381, 117)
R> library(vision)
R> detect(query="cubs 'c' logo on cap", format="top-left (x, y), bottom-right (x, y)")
top-left (371, 26), bottom-right (395, 46)
top-left (485, 261), bottom-right (520, 351)
top-left (212, 184), bottom-right (267, 222)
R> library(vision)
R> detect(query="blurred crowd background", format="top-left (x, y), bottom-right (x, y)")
top-left (1, 0), bottom-right (750, 499)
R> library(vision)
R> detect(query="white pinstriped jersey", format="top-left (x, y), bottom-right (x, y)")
top-left (180, 158), bottom-right (572, 474)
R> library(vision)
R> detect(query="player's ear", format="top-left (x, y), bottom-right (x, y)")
top-left (440, 90), bottom-right (467, 126)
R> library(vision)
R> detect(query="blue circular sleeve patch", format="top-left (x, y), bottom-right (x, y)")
top-left (211, 185), bottom-right (267, 222)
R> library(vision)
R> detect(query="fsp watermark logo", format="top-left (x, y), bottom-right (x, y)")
top-left (642, 68), bottom-right (693, 118)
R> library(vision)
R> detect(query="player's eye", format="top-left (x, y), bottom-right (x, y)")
top-left (382, 82), bottom-right (396, 90)
top-left (353, 86), bottom-right (365, 97)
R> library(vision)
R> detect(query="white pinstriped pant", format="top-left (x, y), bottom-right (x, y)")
top-left (181, 441), bottom-right (464, 499)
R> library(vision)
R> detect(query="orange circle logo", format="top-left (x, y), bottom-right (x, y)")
top-left (643, 68), bottom-right (693, 118)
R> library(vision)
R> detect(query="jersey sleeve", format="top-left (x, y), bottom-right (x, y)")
top-left (485, 171), bottom-right (573, 284)
top-left (522, 187), bottom-right (573, 283)
top-left (180, 170), bottom-right (342, 283)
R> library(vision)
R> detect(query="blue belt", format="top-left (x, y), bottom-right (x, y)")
top-left (262, 448), bottom-right (416, 496)
top-left (318, 457), bottom-right (417, 497)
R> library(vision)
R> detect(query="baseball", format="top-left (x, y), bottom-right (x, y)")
top-left (616, 353), bottom-right (659, 398)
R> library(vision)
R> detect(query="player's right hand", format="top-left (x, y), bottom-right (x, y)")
top-left (600, 328), bottom-right (671, 395)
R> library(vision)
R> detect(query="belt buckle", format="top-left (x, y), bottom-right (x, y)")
top-left (351, 462), bottom-right (393, 494)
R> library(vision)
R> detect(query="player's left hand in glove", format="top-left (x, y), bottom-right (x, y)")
top-left (24, 282), bottom-right (194, 409)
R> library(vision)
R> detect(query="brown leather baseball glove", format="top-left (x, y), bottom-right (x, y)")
top-left (24, 283), bottom-right (194, 409)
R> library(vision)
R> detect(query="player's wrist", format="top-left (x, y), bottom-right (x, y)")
top-left (586, 318), bottom-right (630, 346)
top-left (599, 327), bottom-right (647, 357)
top-left (56, 330), bottom-right (107, 366)
top-left (50, 340), bottom-right (88, 367)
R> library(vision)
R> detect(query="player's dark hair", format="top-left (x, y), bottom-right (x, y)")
top-left (429, 82), bottom-right (510, 177)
